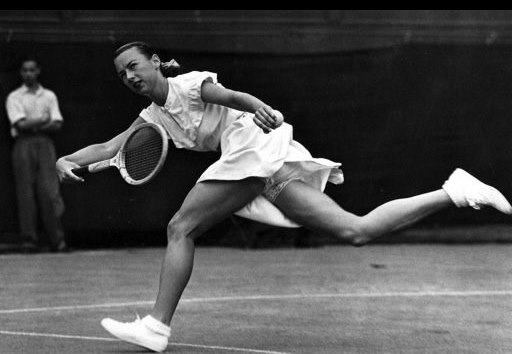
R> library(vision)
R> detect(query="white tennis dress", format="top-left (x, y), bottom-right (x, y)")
top-left (139, 71), bottom-right (344, 228)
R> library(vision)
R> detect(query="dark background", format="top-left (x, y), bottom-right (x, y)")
top-left (1, 10), bottom-right (512, 248)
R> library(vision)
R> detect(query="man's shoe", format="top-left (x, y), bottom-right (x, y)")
top-left (443, 168), bottom-right (512, 214)
top-left (52, 241), bottom-right (71, 253)
top-left (101, 315), bottom-right (170, 352)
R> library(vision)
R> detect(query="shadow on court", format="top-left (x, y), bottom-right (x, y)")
top-left (1, 244), bottom-right (512, 353)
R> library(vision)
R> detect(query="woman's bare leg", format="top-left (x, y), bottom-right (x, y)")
top-left (150, 178), bottom-right (264, 325)
top-left (275, 168), bottom-right (512, 245)
top-left (274, 181), bottom-right (452, 245)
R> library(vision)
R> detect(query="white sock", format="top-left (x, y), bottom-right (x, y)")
top-left (141, 315), bottom-right (171, 337)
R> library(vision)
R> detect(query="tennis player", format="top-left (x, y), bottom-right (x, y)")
top-left (56, 42), bottom-right (512, 352)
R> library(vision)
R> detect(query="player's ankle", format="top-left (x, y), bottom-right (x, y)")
top-left (142, 315), bottom-right (171, 337)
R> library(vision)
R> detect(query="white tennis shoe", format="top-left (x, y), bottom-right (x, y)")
top-left (442, 168), bottom-right (512, 214)
top-left (101, 314), bottom-right (170, 352)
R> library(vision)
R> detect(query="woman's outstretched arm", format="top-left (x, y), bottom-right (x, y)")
top-left (56, 117), bottom-right (145, 182)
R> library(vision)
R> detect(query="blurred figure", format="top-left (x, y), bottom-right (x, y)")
top-left (5, 57), bottom-right (68, 252)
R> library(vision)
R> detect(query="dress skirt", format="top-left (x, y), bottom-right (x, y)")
top-left (197, 113), bottom-right (344, 228)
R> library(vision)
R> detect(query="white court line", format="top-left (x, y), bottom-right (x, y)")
top-left (0, 301), bottom-right (154, 314)
top-left (2, 289), bottom-right (512, 315)
top-left (0, 330), bottom-right (291, 354)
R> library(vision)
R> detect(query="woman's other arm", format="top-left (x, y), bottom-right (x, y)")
top-left (200, 81), bottom-right (283, 133)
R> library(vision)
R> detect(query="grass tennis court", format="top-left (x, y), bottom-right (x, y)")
top-left (1, 244), bottom-right (512, 353)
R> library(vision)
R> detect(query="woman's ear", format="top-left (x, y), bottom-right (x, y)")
top-left (151, 54), bottom-right (161, 70)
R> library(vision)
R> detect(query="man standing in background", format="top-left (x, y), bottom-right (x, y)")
top-left (5, 57), bottom-right (68, 252)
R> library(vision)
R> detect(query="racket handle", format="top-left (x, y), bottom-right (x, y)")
top-left (72, 166), bottom-right (90, 177)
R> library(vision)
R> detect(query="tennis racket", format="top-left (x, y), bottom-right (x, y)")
top-left (72, 122), bottom-right (168, 185)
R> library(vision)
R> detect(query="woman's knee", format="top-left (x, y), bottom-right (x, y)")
top-left (166, 212), bottom-right (204, 243)
top-left (336, 223), bottom-right (371, 247)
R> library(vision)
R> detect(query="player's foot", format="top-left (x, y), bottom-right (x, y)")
top-left (101, 314), bottom-right (170, 352)
top-left (442, 168), bottom-right (512, 214)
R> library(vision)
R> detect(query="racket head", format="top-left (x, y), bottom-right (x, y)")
top-left (118, 122), bottom-right (169, 185)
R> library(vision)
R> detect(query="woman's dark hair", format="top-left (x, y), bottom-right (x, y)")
top-left (114, 41), bottom-right (181, 77)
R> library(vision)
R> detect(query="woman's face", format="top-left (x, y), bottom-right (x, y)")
top-left (114, 47), bottom-right (161, 96)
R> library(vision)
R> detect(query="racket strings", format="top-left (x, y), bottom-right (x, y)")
top-left (124, 128), bottom-right (164, 181)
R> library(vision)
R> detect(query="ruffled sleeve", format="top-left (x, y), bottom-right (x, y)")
top-left (169, 71), bottom-right (217, 116)
top-left (161, 71), bottom-right (218, 145)
top-left (139, 104), bottom-right (155, 123)
top-left (185, 71), bottom-right (218, 113)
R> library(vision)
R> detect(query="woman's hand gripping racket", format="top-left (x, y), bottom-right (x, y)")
top-left (72, 122), bottom-right (169, 185)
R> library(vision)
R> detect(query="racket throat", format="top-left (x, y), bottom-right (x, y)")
top-left (89, 158), bottom-right (117, 173)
